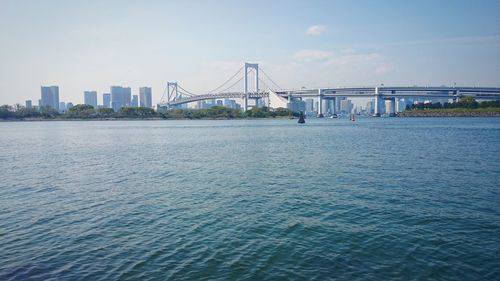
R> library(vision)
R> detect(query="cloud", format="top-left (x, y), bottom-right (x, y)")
top-left (306, 25), bottom-right (326, 36)
top-left (262, 49), bottom-right (393, 89)
top-left (293, 49), bottom-right (331, 62)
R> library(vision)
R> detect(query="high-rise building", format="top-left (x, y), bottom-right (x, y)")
top-left (111, 86), bottom-right (131, 111)
top-left (103, 93), bottom-right (111, 109)
top-left (131, 95), bottom-right (138, 107)
top-left (25, 100), bottom-right (32, 109)
top-left (84, 91), bottom-right (98, 108)
top-left (340, 99), bottom-right (352, 114)
top-left (123, 87), bottom-right (131, 107)
top-left (139, 87), bottom-right (152, 108)
top-left (40, 86), bottom-right (59, 110)
top-left (305, 99), bottom-right (314, 113)
top-left (59, 102), bottom-right (66, 112)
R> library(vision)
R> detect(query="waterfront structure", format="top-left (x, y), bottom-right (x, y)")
top-left (40, 86), bottom-right (59, 110)
top-left (25, 100), bottom-right (32, 109)
top-left (139, 87), bottom-right (152, 108)
top-left (103, 93), bottom-right (111, 109)
top-left (131, 95), bottom-right (138, 107)
top-left (84, 91), bottom-right (98, 108)
top-left (159, 63), bottom-right (500, 115)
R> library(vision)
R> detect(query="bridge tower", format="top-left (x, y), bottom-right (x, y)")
top-left (244, 62), bottom-right (259, 111)
top-left (167, 82), bottom-right (179, 104)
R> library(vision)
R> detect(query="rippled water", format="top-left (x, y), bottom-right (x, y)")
top-left (1, 118), bottom-right (499, 280)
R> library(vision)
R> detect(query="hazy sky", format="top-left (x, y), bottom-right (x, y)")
top-left (1, 0), bottom-right (499, 105)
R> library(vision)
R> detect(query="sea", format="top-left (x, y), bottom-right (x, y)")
top-left (1, 117), bottom-right (499, 280)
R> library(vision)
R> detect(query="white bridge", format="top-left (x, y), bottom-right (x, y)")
top-left (158, 62), bottom-right (500, 115)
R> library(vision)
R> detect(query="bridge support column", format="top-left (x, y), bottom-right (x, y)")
top-left (374, 87), bottom-right (381, 117)
top-left (330, 97), bottom-right (336, 114)
top-left (317, 89), bottom-right (324, 118)
top-left (386, 97), bottom-right (396, 116)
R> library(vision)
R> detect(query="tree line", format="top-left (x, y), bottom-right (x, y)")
top-left (0, 104), bottom-right (294, 120)
top-left (407, 96), bottom-right (500, 110)
top-left (159, 106), bottom-right (293, 119)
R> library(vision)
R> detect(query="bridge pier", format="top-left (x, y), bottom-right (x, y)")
top-left (331, 97), bottom-right (337, 114)
top-left (384, 97), bottom-right (396, 116)
top-left (373, 87), bottom-right (381, 117)
top-left (317, 89), bottom-right (324, 118)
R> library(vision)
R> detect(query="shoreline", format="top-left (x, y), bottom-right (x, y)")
top-left (398, 110), bottom-right (500, 117)
top-left (0, 116), bottom-right (294, 122)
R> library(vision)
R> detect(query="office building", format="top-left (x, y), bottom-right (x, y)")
top-left (123, 87), bottom-right (131, 106)
top-left (288, 99), bottom-right (306, 112)
top-left (103, 93), bottom-right (111, 109)
top-left (340, 99), bottom-right (352, 114)
top-left (305, 99), bottom-right (314, 113)
top-left (139, 87), bottom-right (152, 108)
top-left (84, 91), bottom-right (98, 108)
top-left (25, 100), bottom-right (32, 109)
top-left (59, 102), bottom-right (66, 112)
top-left (224, 99), bottom-right (237, 109)
top-left (40, 86), bottom-right (59, 110)
top-left (111, 86), bottom-right (131, 111)
top-left (131, 95), bottom-right (138, 107)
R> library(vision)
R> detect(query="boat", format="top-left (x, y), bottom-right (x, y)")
top-left (298, 111), bottom-right (305, 124)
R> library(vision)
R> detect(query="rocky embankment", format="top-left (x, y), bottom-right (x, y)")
top-left (399, 110), bottom-right (500, 117)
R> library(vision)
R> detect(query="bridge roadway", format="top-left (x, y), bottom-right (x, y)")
top-left (164, 86), bottom-right (500, 110)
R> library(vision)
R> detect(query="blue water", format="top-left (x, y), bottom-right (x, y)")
top-left (0, 118), bottom-right (499, 280)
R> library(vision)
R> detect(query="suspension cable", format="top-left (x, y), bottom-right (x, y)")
top-left (218, 76), bottom-right (244, 93)
top-left (259, 67), bottom-right (282, 90)
top-left (208, 66), bottom-right (244, 94)
top-left (177, 85), bottom-right (196, 96)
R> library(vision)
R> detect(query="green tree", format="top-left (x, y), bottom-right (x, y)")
top-left (0, 105), bottom-right (15, 119)
top-left (65, 104), bottom-right (95, 118)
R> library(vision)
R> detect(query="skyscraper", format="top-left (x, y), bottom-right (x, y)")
top-left (123, 87), bottom-right (131, 107)
top-left (103, 93), bottom-right (111, 109)
top-left (84, 91), bottom-right (98, 108)
top-left (41, 86), bottom-right (59, 111)
top-left (111, 86), bottom-right (123, 111)
top-left (25, 100), bottom-right (32, 109)
top-left (139, 87), bottom-right (152, 108)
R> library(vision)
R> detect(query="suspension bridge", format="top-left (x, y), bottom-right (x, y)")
top-left (158, 62), bottom-right (500, 116)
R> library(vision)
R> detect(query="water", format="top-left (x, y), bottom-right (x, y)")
top-left (1, 118), bottom-right (499, 280)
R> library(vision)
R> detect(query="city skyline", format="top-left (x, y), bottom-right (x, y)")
top-left (1, 0), bottom-right (499, 105)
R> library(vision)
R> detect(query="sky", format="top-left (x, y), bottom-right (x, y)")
top-left (0, 0), bottom-right (499, 105)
